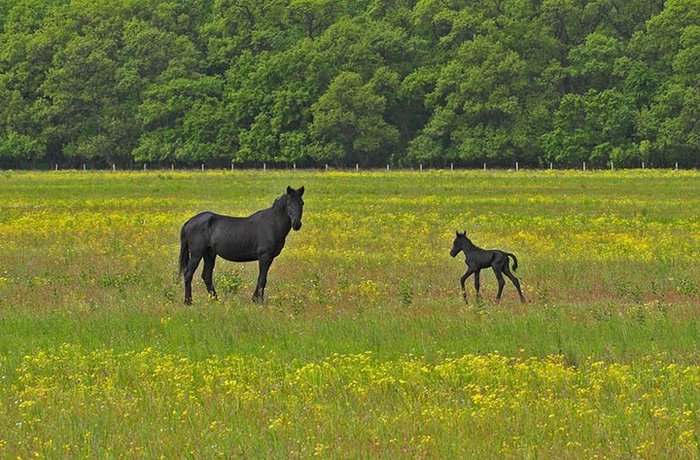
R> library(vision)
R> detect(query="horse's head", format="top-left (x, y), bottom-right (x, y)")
top-left (286, 186), bottom-right (305, 231)
top-left (450, 230), bottom-right (469, 257)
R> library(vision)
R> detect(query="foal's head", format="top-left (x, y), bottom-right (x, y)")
top-left (450, 231), bottom-right (472, 257)
top-left (285, 186), bottom-right (305, 231)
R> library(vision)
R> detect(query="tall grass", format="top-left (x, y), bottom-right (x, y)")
top-left (0, 170), bottom-right (699, 457)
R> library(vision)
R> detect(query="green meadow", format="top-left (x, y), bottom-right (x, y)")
top-left (1, 170), bottom-right (699, 457)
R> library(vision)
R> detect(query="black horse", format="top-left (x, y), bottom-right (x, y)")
top-left (179, 186), bottom-right (305, 304)
top-left (450, 231), bottom-right (525, 304)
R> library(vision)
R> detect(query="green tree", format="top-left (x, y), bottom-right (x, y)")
top-left (542, 89), bottom-right (637, 167)
top-left (310, 71), bottom-right (398, 165)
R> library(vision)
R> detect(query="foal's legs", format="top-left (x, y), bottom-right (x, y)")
top-left (474, 269), bottom-right (482, 301)
top-left (503, 263), bottom-right (525, 303)
top-left (493, 266), bottom-right (506, 304)
top-left (460, 267), bottom-right (476, 302)
top-left (201, 248), bottom-right (217, 299)
top-left (184, 251), bottom-right (203, 305)
top-left (253, 255), bottom-right (273, 303)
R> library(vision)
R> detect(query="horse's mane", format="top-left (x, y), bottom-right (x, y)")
top-left (272, 194), bottom-right (288, 210)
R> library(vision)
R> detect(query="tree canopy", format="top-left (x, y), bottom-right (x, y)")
top-left (0, 0), bottom-right (697, 168)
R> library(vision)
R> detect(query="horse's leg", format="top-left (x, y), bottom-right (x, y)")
top-left (474, 269), bottom-right (482, 301)
top-left (493, 266), bottom-right (506, 304)
top-left (503, 263), bottom-right (525, 303)
top-left (252, 256), bottom-right (273, 303)
top-left (201, 248), bottom-right (217, 300)
top-left (184, 252), bottom-right (203, 305)
top-left (460, 267), bottom-right (476, 303)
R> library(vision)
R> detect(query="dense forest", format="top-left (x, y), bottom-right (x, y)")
top-left (0, 0), bottom-right (697, 169)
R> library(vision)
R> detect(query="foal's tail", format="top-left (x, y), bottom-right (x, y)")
top-left (178, 223), bottom-right (189, 279)
top-left (507, 253), bottom-right (519, 271)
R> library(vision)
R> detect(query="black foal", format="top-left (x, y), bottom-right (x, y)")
top-left (450, 231), bottom-right (526, 304)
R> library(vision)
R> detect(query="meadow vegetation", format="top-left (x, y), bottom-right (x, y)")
top-left (0, 169), bottom-right (699, 457)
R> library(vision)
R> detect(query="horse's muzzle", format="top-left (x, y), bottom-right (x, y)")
top-left (293, 221), bottom-right (302, 231)
top-left (450, 248), bottom-right (458, 257)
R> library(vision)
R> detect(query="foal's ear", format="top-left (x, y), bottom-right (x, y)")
top-left (287, 186), bottom-right (294, 195)
top-left (298, 186), bottom-right (305, 196)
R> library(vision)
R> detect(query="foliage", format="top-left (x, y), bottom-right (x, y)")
top-left (0, 0), bottom-right (697, 168)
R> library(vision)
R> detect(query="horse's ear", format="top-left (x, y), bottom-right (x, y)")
top-left (298, 186), bottom-right (304, 196)
top-left (455, 230), bottom-right (460, 237)
top-left (287, 186), bottom-right (294, 195)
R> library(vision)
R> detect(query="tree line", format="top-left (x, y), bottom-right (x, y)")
top-left (0, 0), bottom-right (698, 169)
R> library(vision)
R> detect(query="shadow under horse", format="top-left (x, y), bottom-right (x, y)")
top-left (179, 186), bottom-right (305, 304)
top-left (450, 231), bottom-right (526, 304)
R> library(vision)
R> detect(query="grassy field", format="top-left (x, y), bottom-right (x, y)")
top-left (1, 169), bottom-right (699, 457)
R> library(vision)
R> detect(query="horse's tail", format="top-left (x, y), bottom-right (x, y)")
top-left (179, 222), bottom-right (189, 279)
top-left (507, 252), bottom-right (519, 271)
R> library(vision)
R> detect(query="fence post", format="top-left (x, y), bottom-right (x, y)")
top-left (325, 164), bottom-right (328, 172)
top-left (516, 161), bottom-right (519, 171)
top-left (642, 161), bottom-right (645, 170)
top-left (293, 163), bottom-right (296, 171)
top-left (583, 162), bottom-right (586, 171)
top-left (144, 163), bottom-right (147, 171)
top-left (112, 164), bottom-right (116, 171)
top-left (263, 163), bottom-right (266, 171)
top-left (450, 162), bottom-right (453, 171)
top-left (356, 163), bottom-right (359, 172)
top-left (675, 162), bottom-right (678, 170)
top-left (201, 163), bottom-right (204, 171)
